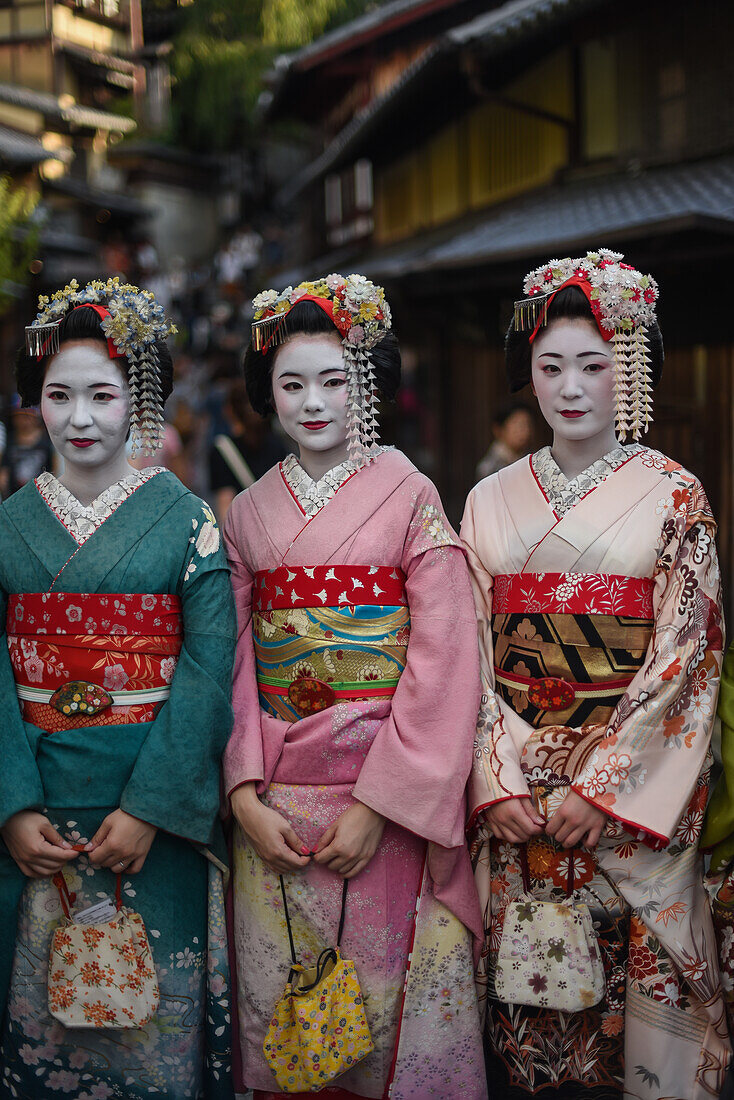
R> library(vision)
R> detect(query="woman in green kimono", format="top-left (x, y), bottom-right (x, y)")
top-left (0, 279), bottom-right (236, 1099)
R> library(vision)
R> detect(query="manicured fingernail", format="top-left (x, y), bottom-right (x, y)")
top-left (300, 846), bottom-right (310, 855)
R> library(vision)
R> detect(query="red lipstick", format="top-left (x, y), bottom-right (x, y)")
top-left (301, 421), bottom-right (329, 430)
top-left (69, 438), bottom-right (96, 448)
top-left (559, 411), bottom-right (586, 419)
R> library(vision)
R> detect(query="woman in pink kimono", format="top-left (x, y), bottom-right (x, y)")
top-left (461, 250), bottom-right (731, 1098)
top-left (223, 275), bottom-right (486, 1099)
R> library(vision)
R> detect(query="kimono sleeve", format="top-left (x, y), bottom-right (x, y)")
top-left (573, 483), bottom-right (723, 847)
top-left (0, 583), bottom-right (44, 828)
top-left (221, 503), bottom-right (264, 795)
top-left (120, 501), bottom-right (236, 845)
top-left (352, 476), bottom-right (481, 850)
top-left (460, 484), bottom-right (534, 823)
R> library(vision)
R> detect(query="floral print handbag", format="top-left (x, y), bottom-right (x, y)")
top-left (263, 876), bottom-right (373, 1092)
top-left (494, 848), bottom-right (605, 1012)
top-left (47, 871), bottom-right (160, 1028)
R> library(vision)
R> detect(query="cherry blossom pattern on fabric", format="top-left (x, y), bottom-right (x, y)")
top-left (183, 504), bottom-right (221, 583)
top-left (7, 592), bottom-right (182, 636)
top-left (493, 572), bottom-right (654, 618)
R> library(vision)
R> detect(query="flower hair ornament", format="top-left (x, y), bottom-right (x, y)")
top-left (513, 248), bottom-right (659, 440)
top-left (25, 278), bottom-right (177, 457)
top-left (251, 273), bottom-right (392, 465)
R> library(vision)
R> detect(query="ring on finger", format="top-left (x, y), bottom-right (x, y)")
top-left (116, 859), bottom-right (127, 869)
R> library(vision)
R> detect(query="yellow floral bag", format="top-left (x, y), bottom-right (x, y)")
top-left (263, 876), bottom-right (373, 1092)
top-left (48, 871), bottom-right (160, 1029)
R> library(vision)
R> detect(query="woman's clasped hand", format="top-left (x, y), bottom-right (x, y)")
top-left (1, 807), bottom-right (158, 877)
top-left (231, 781), bottom-right (385, 879)
top-left (484, 790), bottom-right (606, 849)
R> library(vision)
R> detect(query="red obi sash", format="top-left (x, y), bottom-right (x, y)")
top-left (493, 571), bottom-right (655, 618)
top-left (253, 564), bottom-right (407, 612)
top-left (7, 593), bottom-right (182, 731)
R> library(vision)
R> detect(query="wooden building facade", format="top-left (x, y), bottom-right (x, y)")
top-left (265, 0), bottom-right (734, 618)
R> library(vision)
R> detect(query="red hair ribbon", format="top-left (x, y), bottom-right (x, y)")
top-left (70, 303), bottom-right (123, 359)
top-left (527, 275), bottom-right (613, 344)
top-left (34, 303), bottom-right (123, 361)
top-left (260, 293), bottom-right (341, 354)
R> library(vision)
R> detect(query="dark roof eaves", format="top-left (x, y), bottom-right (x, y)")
top-left (275, 0), bottom-right (608, 202)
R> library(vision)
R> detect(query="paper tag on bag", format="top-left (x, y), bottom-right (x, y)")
top-left (74, 898), bottom-right (117, 925)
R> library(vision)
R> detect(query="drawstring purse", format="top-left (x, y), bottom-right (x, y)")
top-left (48, 871), bottom-right (160, 1028)
top-left (263, 876), bottom-right (374, 1092)
top-left (493, 847), bottom-right (606, 1012)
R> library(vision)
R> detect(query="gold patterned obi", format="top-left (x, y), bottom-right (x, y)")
top-left (253, 565), bottom-right (410, 721)
top-left (492, 571), bottom-right (654, 729)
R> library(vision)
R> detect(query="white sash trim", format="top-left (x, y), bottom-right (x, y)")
top-left (17, 684), bottom-right (171, 706)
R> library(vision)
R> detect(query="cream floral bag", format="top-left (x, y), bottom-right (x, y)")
top-left (494, 848), bottom-right (605, 1012)
top-left (48, 871), bottom-right (160, 1028)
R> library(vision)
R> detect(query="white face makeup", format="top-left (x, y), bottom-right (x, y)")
top-left (271, 333), bottom-right (349, 474)
top-left (530, 318), bottom-right (617, 445)
top-left (41, 340), bottom-right (131, 472)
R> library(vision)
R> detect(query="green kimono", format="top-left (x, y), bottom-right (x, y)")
top-left (0, 469), bottom-right (236, 1099)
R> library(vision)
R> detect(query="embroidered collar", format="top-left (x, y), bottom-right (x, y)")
top-left (36, 466), bottom-right (165, 545)
top-left (532, 443), bottom-right (643, 517)
top-left (281, 451), bottom-right (386, 518)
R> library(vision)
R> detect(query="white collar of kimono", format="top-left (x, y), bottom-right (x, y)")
top-left (281, 449), bottom-right (388, 519)
top-left (532, 442), bottom-right (644, 518)
top-left (36, 466), bottom-right (165, 546)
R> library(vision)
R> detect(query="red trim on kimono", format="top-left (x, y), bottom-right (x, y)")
top-left (493, 571), bottom-right (655, 618)
top-left (253, 565), bottom-right (407, 611)
top-left (571, 786), bottom-right (669, 850)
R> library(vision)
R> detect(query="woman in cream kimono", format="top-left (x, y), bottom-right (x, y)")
top-left (462, 250), bottom-right (730, 1098)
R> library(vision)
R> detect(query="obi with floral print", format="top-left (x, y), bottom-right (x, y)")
top-left (462, 445), bottom-right (730, 1099)
top-left (8, 591), bottom-right (182, 732)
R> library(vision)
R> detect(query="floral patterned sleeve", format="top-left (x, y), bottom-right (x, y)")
top-left (460, 486), bottom-right (534, 823)
top-left (573, 477), bottom-right (723, 847)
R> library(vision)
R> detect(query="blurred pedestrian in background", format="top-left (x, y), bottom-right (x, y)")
top-left (0, 397), bottom-right (54, 499)
top-left (475, 399), bottom-right (534, 481)
top-left (209, 377), bottom-right (287, 521)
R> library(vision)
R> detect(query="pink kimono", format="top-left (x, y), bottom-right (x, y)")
top-left (462, 443), bottom-right (731, 1098)
top-left (224, 448), bottom-right (486, 1099)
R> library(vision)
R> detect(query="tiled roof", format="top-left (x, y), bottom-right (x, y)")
top-left (0, 125), bottom-right (63, 168)
top-left (0, 83), bottom-right (135, 132)
top-left (365, 157), bottom-right (734, 277)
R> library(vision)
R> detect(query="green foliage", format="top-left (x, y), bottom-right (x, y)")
top-left (167, 0), bottom-right (379, 151)
top-left (0, 177), bottom-right (39, 318)
top-left (261, 0), bottom-right (349, 47)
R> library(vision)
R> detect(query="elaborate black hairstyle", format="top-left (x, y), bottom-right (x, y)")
top-left (16, 304), bottom-right (174, 408)
top-left (504, 284), bottom-right (664, 393)
top-left (243, 299), bottom-right (401, 417)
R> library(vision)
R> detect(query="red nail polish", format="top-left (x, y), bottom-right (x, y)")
top-left (300, 846), bottom-right (310, 855)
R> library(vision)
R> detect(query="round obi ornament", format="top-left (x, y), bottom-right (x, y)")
top-left (288, 677), bottom-right (336, 718)
top-left (49, 680), bottom-right (113, 717)
top-left (527, 676), bottom-right (575, 712)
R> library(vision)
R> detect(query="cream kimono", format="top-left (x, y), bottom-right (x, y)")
top-left (461, 444), bottom-right (730, 1099)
